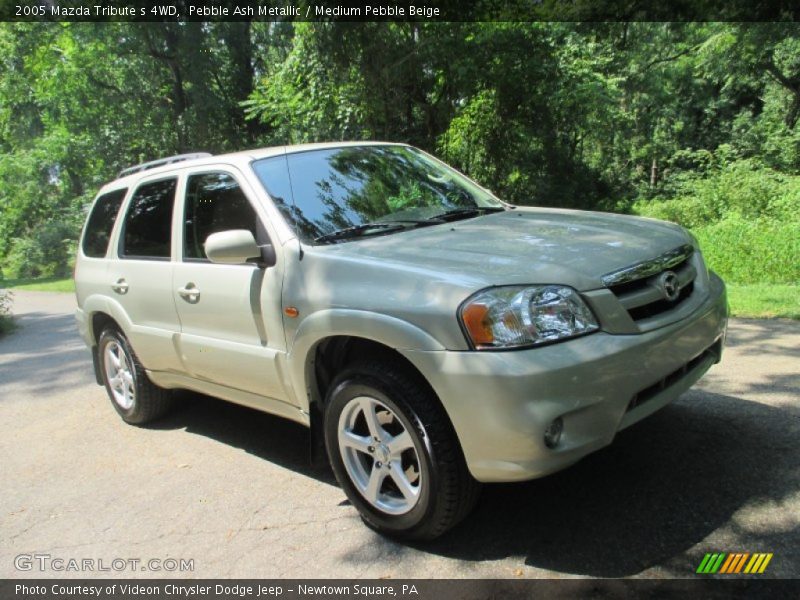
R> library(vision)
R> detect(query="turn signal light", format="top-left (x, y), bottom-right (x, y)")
top-left (461, 303), bottom-right (494, 346)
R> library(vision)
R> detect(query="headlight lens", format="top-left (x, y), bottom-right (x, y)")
top-left (459, 285), bottom-right (599, 349)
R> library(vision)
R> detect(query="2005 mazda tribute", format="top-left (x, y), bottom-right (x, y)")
top-left (75, 142), bottom-right (727, 539)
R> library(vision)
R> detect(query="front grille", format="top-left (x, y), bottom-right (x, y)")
top-left (627, 281), bottom-right (694, 321)
top-left (626, 339), bottom-right (721, 412)
top-left (607, 255), bottom-right (691, 297)
top-left (603, 245), bottom-right (697, 323)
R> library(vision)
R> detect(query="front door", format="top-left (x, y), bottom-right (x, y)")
top-left (171, 168), bottom-right (287, 402)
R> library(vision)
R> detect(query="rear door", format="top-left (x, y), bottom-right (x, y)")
top-left (109, 176), bottom-right (183, 372)
top-left (171, 167), bottom-right (288, 402)
top-left (75, 187), bottom-right (128, 307)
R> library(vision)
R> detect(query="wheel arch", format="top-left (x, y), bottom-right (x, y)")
top-left (287, 309), bottom-right (445, 415)
top-left (286, 310), bottom-right (448, 467)
top-left (80, 295), bottom-right (134, 385)
top-left (82, 294), bottom-right (134, 346)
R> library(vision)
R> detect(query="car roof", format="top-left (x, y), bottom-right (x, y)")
top-left (101, 141), bottom-right (406, 193)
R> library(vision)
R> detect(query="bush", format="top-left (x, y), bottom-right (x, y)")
top-left (632, 158), bottom-right (800, 285)
top-left (3, 220), bottom-right (79, 279)
top-left (0, 289), bottom-right (14, 336)
top-left (694, 216), bottom-right (800, 285)
top-left (633, 159), bottom-right (800, 229)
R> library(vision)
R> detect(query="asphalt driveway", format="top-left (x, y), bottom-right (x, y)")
top-left (1, 291), bottom-right (798, 578)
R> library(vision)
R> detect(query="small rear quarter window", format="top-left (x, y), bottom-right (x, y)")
top-left (82, 188), bottom-right (127, 258)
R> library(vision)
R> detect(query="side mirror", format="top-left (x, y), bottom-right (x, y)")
top-left (205, 230), bottom-right (262, 265)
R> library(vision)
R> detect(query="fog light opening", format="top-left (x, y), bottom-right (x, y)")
top-left (544, 417), bottom-right (564, 449)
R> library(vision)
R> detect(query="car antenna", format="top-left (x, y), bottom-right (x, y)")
top-left (283, 146), bottom-right (303, 261)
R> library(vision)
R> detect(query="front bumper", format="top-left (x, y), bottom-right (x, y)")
top-left (401, 272), bottom-right (728, 483)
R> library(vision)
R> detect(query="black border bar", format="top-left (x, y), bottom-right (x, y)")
top-left (3, 0), bottom-right (800, 22)
top-left (3, 578), bottom-right (799, 599)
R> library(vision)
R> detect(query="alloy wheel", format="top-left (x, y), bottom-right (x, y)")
top-left (337, 396), bottom-right (422, 515)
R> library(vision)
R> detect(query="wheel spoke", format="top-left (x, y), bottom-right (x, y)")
top-left (359, 398), bottom-right (385, 441)
top-left (364, 465), bottom-right (386, 503)
top-left (387, 430), bottom-right (414, 456)
top-left (121, 370), bottom-right (134, 386)
top-left (107, 347), bottom-right (121, 369)
top-left (340, 430), bottom-right (372, 454)
top-left (389, 462), bottom-right (418, 500)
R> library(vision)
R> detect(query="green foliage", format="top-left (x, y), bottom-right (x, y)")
top-left (1, 22), bottom-right (799, 297)
top-left (634, 158), bottom-right (799, 285)
top-left (245, 23), bottom-right (371, 143)
top-left (633, 157), bottom-right (800, 228)
top-left (4, 219), bottom-right (79, 279)
top-left (1, 21), bottom-right (267, 278)
top-left (693, 217), bottom-right (799, 285)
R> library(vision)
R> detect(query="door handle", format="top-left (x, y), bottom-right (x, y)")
top-left (177, 283), bottom-right (201, 304)
top-left (111, 278), bottom-right (129, 295)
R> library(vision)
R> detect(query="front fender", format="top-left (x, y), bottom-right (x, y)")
top-left (286, 309), bottom-right (445, 413)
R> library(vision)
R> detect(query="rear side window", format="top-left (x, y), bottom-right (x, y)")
top-left (121, 178), bottom-right (177, 259)
top-left (82, 189), bottom-right (127, 258)
top-left (183, 172), bottom-right (258, 260)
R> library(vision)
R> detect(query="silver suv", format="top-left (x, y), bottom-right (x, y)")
top-left (75, 142), bottom-right (728, 539)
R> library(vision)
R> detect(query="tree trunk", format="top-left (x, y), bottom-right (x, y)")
top-left (650, 157), bottom-right (658, 187)
top-left (224, 21), bottom-right (263, 143)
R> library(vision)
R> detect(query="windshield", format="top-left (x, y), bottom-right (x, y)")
top-left (252, 145), bottom-right (504, 244)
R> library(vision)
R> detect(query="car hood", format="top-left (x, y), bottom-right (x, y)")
top-left (321, 207), bottom-right (691, 291)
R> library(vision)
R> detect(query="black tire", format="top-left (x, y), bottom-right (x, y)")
top-left (97, 327), bottom-right (174, 425)
top-left (324, 359), bottom-right (480, 541)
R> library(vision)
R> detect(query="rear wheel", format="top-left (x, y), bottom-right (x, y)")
top-left (97, 327), bottom-right (173, 425)
top-left (324, 360), bottom-right (480, 540)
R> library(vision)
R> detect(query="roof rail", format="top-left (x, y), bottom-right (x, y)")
top-left (118, 152), bottom-right (213, 178)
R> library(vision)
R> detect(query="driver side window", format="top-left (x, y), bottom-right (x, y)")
top-left (183, 172), bottom-right (260, 261)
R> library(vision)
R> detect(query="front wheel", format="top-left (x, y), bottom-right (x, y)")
top-left (324, 360), bottom-right (480, 540)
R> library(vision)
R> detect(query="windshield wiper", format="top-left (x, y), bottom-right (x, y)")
top-left (314, 222), bottom-right (409, 244)
top-left (314, 218), bottom-right (448, 244)
top-left (315, 222), bottom-right (405, 244)
top-left (426, 206), bottom-right (506, 222)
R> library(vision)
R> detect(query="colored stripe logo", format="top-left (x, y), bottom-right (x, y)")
top-left (696, 552), bottom-right (773, 574)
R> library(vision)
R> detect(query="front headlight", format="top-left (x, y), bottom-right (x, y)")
top-left (459, 285), bottom-right (599, 350)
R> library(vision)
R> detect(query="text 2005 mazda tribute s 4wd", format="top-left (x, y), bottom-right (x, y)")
top-left (75, 142), bottom-right (727, 539)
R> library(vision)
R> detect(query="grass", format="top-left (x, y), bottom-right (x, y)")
top-left (727, 284), bottom-right (799, 320)
top-left (0, 276), bottom-right (75, 293)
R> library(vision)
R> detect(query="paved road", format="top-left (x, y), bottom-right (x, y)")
top-left (1, 291), bottom-right (798, 579)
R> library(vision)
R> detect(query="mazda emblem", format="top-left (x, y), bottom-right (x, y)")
top-left (658, 270), bottom-right (681, 302)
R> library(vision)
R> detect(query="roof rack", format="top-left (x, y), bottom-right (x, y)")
top-left (118, 152), bottom-right (213, 178)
